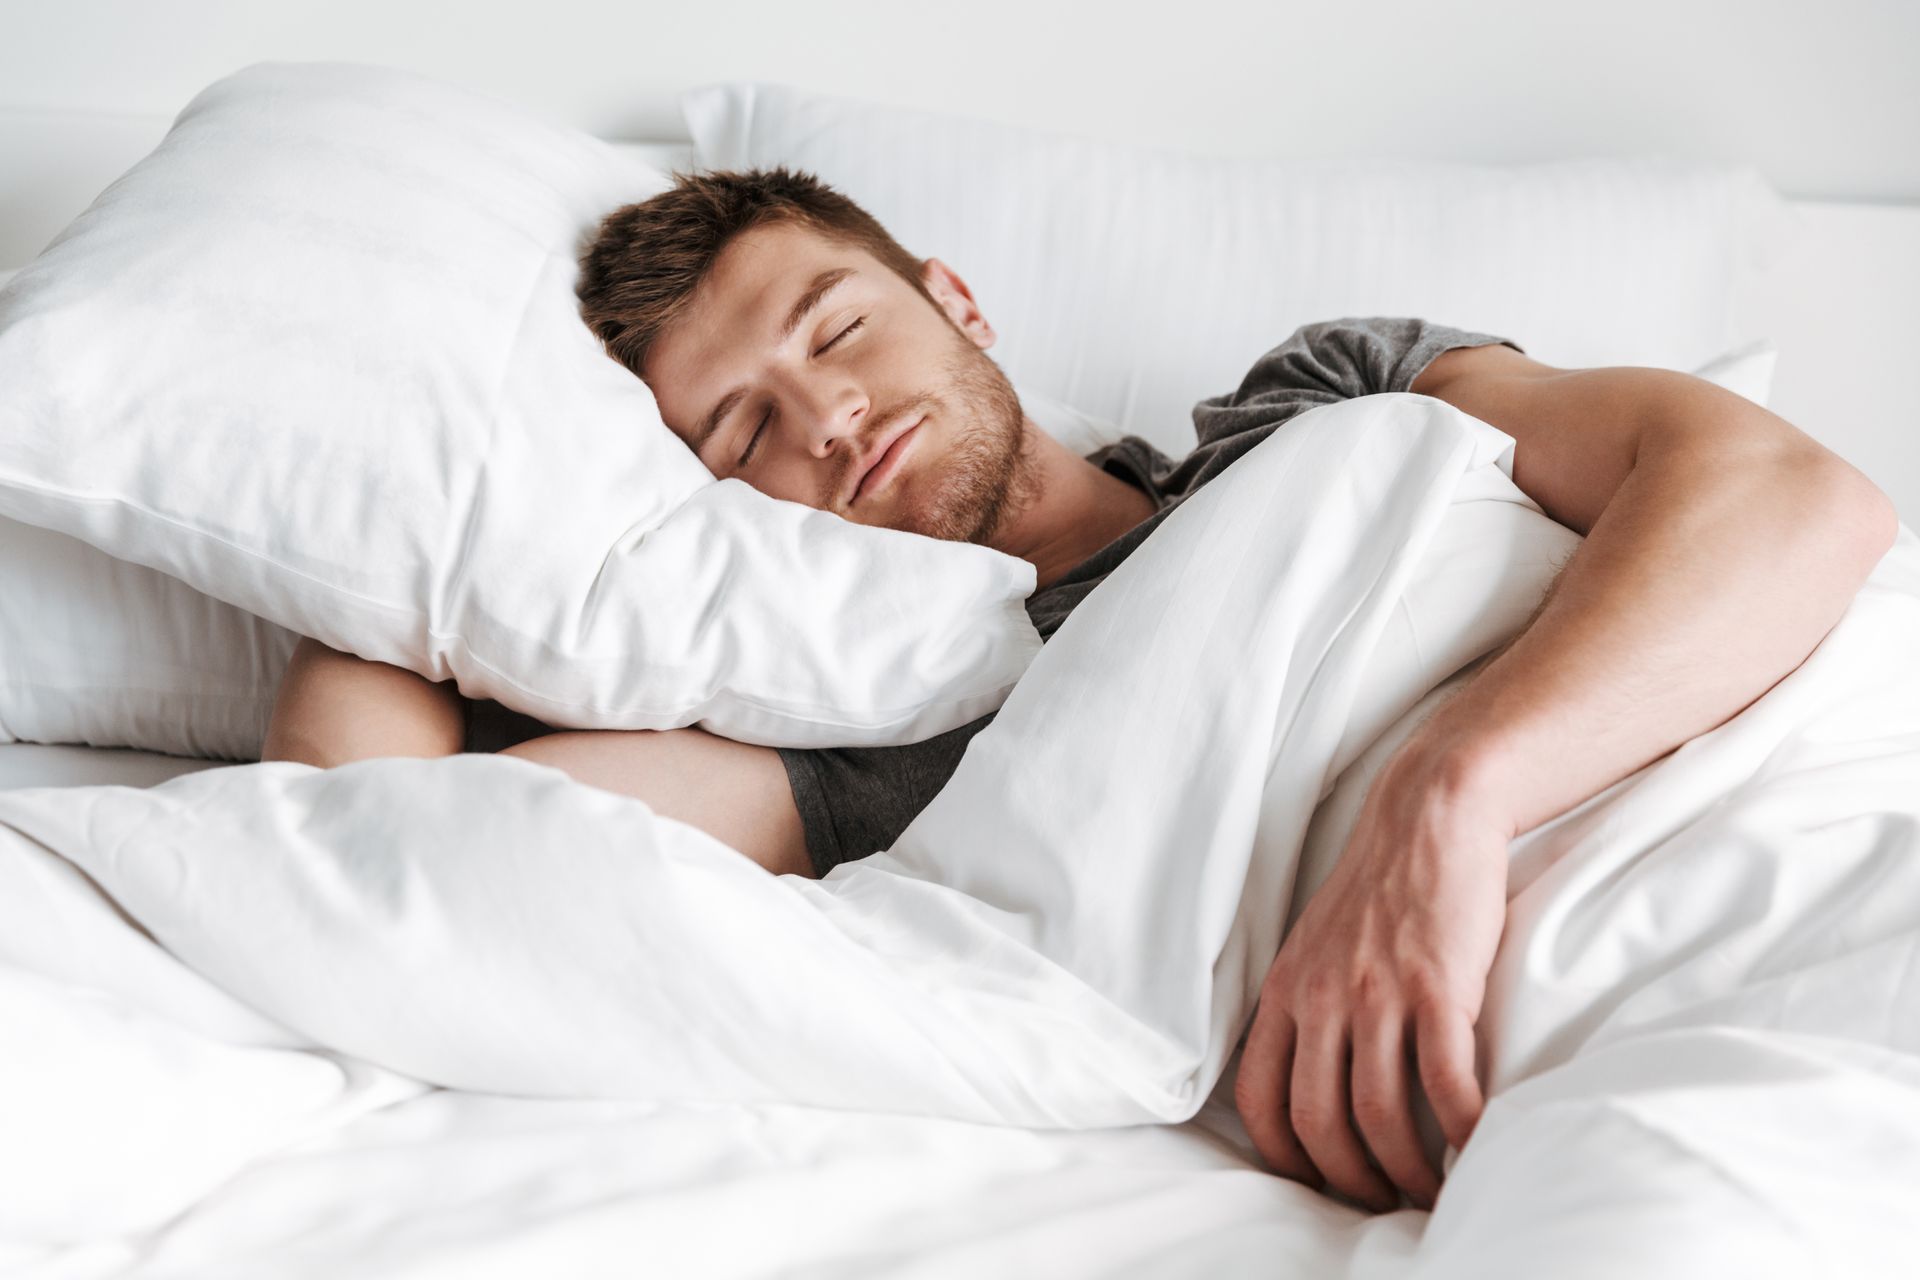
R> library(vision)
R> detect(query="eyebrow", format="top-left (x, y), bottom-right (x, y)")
top-left (692, 266), bottom-right (859, 451)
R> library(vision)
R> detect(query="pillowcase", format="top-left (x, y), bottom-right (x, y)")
top-left (0, 386), bottom-right (1092, 763)
top-left (682, 82), bottom-right (1794, 459)
top-left (0, 349), bottom-right (1772, 760)
top-left (6, 410), bottom-right (1121, 766)
top-left (0, 520), bottom-right (295, 761)
top-left (0, 62), bottom-right (1040, 751)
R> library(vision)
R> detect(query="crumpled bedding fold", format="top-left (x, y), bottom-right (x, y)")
top-left (4, 392), bottom-right (1917, 1272)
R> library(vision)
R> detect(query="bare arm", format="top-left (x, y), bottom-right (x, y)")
top-left (260, 637), bottom-right (467, 766)
top-left (1404, 347), bottom-right (1898, 837)
top-left (259, 637), bottom-right (812, 878)
top-left (1236, 347), bottom-right (1899, 1213)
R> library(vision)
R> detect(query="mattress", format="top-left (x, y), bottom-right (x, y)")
top-left (0, 741), bottom-right (221, 791)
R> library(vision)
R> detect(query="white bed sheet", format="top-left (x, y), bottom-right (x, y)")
top-left (0, 402), bottom-right (1572, 1274)
top-left (9, 1046), bottom-right (1308, 1280)
top-left (0, 423), bottom-right (1376, 1277)
top-left (0, 748), bottom-right (1338, 1280)
top-left (8, 500), bottom-right (1920, 1277)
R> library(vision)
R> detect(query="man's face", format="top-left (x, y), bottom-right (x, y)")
top-left (643, 220), bottom-right (1028, 544)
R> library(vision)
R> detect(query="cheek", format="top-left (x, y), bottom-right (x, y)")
top-left (749, 453), bottom-right (828, 506)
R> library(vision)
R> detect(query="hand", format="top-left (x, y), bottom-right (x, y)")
top-left (1233, 747), bottom-right (1511, 1213)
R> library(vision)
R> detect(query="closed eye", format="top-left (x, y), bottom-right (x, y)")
top-left (818, 316), bottom-right (865, 354)
top-left (738, 318), bottom-right (866, 468)
top-left (739, 408), bottom-right (771, 466)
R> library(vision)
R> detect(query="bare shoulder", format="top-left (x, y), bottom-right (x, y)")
top-left (1410, 342), bottom-right (1561, 398)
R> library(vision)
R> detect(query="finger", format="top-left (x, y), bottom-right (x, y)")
top-left (1234, 1006), bottom-right (1322, 1189)
top-left (1414, 997), bottom-right (1487, 1152)
top-left (1292, 1013), bottom-right (1398, 1213)
top-left (1351, 1007), bottom-right (1442, 1211)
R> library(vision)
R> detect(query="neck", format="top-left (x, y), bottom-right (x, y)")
top-left (987, 419), bottom-right (1158, 590)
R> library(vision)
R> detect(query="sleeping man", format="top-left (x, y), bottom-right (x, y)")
top-left (261, 166), bottom-right (1897, 1215)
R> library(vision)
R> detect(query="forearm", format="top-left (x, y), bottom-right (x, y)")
top-left (1397, 400), bottom-right (1898, 840)
top-left (260, 637), bottom-right (469, 766)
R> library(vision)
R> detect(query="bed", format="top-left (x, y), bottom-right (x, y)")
top-left (5, 104), bottom-right (1920, 1279)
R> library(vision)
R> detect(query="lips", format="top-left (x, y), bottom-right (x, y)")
top-left (850, 415), bottom-right (923, 505)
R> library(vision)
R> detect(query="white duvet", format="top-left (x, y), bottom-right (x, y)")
top-left (3, 393), bottom-right (1917, 1278)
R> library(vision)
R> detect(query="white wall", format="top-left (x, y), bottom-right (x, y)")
top-left (3, 0), bottom-right (1916, 200)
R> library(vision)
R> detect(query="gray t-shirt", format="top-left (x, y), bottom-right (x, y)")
top-left (775, 315), bottom-right (1523, 878)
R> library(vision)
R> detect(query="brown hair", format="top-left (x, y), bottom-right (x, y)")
top-left (576, 166), bottom-right (935, 380)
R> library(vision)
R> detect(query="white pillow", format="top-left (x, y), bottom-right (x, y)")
top-left (0, 520), bottom-right (294, 760)
top-left (683, 82), bottom-right (1794, 459)
top-left (1688, 338), bottom-right (1779, 408)
top-left (0, 382), bottom-right (1089, 762)
top-left (0, 63), bottom-right (1040, 751)
top-left (0, 390), bottom-right (1102, 761)
top-left (0, 347), bottom-right (1770, 760)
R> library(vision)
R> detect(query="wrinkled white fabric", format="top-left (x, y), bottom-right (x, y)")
top-left (0, 385), bottom-right (1088, 762)
top-left (3, 393), bottom-right (1918, 1275)
top-left (0, 395), bottom-right (1544, 1122)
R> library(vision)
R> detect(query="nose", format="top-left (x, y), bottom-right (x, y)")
top-left (785, 372), bottom-right (868, 459)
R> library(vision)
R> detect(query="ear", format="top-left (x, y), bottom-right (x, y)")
top-left (919, 257), bottom-right (997, 350)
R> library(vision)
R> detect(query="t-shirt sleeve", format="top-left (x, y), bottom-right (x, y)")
top-left (775, 713), bottom-right (994, 879)
top-left (1190, 316), bottom-right (1524, 449)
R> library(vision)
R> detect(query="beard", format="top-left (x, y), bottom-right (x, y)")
top-left (883, 328), bottom-right (1038, 545)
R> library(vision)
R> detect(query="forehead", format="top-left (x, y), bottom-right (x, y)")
top-left (642, 220), bottom-right (878, 396)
